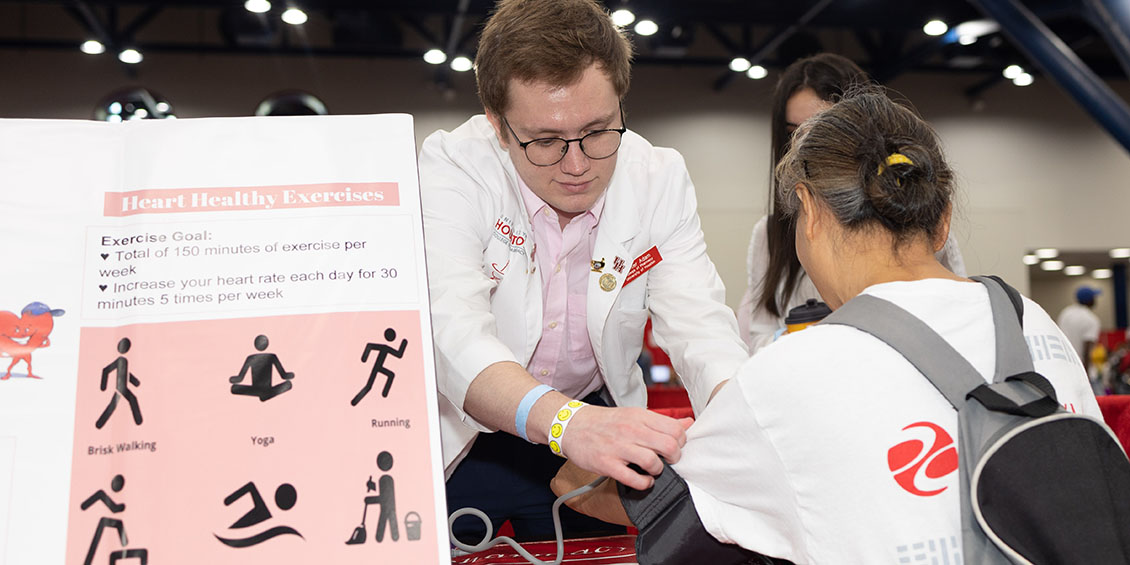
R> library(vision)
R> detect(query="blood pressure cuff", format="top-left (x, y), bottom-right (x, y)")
top-left (618, 463), bottom-right (790, 565)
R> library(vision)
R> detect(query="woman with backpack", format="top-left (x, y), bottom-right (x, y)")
top-left (552, 87), bottom-right (1110, 564)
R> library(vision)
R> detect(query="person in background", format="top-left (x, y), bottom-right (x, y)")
top-left (1058, 285), bottom-right (1104, 391)
top-left (418, 0), bottom-right (748, 543)
top-left (552, 88), bottom-right (1100, 563)
top-left (737, 53), bottom-right (966, 353)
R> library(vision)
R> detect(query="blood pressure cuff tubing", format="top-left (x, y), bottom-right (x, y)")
top-left (617, 463), bottom-right (790, 565)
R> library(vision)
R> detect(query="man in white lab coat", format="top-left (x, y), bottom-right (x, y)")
top-left (419, 0), bottom-right (748, 542)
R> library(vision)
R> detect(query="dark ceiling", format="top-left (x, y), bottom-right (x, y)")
top-left (1, 0), bottom-right (1126, 96)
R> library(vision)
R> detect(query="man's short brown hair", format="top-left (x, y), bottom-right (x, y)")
top-left (475, 0), bottom-right (633, 118)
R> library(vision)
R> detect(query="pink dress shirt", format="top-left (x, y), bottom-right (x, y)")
top-left (518, 177), bottom-right (604, 400)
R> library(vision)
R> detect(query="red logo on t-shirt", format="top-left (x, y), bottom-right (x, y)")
top-left (888, 421), bottom-right (958, 497)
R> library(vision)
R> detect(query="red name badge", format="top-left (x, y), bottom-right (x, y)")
top-left (624, 246), bottom-right (662, 286)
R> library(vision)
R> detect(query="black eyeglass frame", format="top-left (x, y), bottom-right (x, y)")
top-left (501, 104), bottom-right (627, 167)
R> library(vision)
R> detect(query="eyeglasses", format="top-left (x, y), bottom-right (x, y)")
top-left (502, 106), bottom-right (626, 167)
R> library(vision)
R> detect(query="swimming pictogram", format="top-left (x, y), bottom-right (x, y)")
top-left (96, 338), bottom-right (143, 429)
top-left (215, 481), bottom-right (303, 547)
top-left (351, 329), bottom-right (408, 406)
top-left (80, 474), bottom-right (148, 565)
top-left (229, 334), bottom-right (294, 401)
top-left (345, 451), bottom-right (400, 544)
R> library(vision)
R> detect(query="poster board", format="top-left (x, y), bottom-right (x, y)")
top-left (0, 114), bottom-right (450, 564)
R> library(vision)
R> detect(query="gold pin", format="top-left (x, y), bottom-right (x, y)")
top-left (591, 258), bottom-right (605, 272)
top-left (599, 273), bottom-right (617, 291)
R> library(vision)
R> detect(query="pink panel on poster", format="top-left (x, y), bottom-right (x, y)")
top-left (66, 310), bottom-right (439, 563)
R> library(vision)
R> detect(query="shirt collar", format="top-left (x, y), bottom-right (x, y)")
top-left (517, 174), bottom-right (606, 228)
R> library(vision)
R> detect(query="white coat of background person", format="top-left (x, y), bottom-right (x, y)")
top-left (737, 54), bottom-right (966, 354)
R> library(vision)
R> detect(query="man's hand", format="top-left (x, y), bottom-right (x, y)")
top-left (560, 406), bottom-right (692, 490)
top-left (550, 461), bottom-right (631, 526)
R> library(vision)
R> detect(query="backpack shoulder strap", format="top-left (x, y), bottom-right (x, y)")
top-left (970, 275), bottom-right (1035, 380)
top-left (821, 293), bottom-right (982, 410)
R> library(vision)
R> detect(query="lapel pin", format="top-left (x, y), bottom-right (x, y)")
top-left (599, 273), bottom-right (617, 292)
top-left (613, 256), bottom-right (626, 273)
top-left (591, 258), bottom-right (606, 273)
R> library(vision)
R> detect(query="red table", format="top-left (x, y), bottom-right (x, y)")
top-left (453, 535), bottom-right (638, 564)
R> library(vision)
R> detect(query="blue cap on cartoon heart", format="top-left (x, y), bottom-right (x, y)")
top-left (22, 302), bottom-right (65, 317)
top-left (1076, 287), bottom-right (1101, 304)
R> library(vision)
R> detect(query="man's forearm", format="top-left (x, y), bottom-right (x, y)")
top-left (463, 360), bottom-right (571, 442)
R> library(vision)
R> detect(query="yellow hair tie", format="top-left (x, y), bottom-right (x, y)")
top-left (877, 152), bottom-right (913, 176)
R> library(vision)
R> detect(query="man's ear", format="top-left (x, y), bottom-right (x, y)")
top-left (485, 111), bottom-right (508, 150)
top-left (934, 203), bottom-right (953, 252)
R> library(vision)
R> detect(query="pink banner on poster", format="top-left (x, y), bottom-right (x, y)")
top-left (103, 183), bottom-right (400, 217)
top-left (66, 310), bottom-right (438, 563)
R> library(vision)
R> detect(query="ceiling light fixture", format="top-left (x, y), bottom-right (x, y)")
top-left (1110, 248), bottom-right (1130, 259)
top-left (80, 40), bottom-right (106, 55)
top-left (611, 9), bottom-right (635, 27)
top-left (1093, 269), bottom-right (1113, 279)
top-left (117, 48), bottom-right (143, 64)
top-left (1003, 64), bottom-right (1023, 79)
top-left (1064, 265), bottom-right (1086, 276)
top-left (1034, 248), bottom-right (1059, 259)
top-left (634, 19), bottom-right (658, 36)
top-left (923, 20), bottom-right (948, 37)
top-left (450, 56), bottom-right (473, 72)
top-left (1022, 254), bottom-right (1039, 266)
top-left (729, 57), bottom-right (751, 72)
top-left (1040, 260), bottom-right (1065, 271)
top-left (1013, 72), bottom-right (1034, 86)
top-left (952, 19), bottom-right (999, 43)
top-left (244, 0), bottom-right (271, 14)
top-left (423, 49), bottom-right (446, 65)
top-left (282, 7), bottom-right (307, 25)
top-left (747, 65), bottom-right (768, 80)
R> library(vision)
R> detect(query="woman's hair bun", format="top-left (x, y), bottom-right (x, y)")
top-left (775, 87), bottom-right (954, 245)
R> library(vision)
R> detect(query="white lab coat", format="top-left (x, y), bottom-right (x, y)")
top-left (420, 115), bottom-right (749, 474)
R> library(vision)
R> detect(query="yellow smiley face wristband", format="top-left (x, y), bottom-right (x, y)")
top-left (548, 399), bottom-right (588, 458)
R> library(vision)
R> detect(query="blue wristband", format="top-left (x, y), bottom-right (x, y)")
top-left (515, 384), bottom-right (555, 443)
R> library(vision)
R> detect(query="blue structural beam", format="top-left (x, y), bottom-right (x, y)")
top-left (972, 0), bottom-right (1130, 155)
top-left (1083, 0), bottom-right (1130, 79)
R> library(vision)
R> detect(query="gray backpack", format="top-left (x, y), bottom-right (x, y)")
top-left (824, 276), bottom-right (1130, 564)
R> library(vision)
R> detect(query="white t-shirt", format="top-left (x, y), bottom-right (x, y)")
top-left (1056, 303), bottom-right (1101, 362)
top-left (673, 279), bottom-right (1100, 565)
top-left (737, 215), bottom-right (967, 354)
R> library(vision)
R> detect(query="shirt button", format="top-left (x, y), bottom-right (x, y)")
top-left (549, 321), bottom-right (558, 329)
top-left (540, 369), bottom-right (549, 376)
top-left (555, 264), bottom-right (562, 273)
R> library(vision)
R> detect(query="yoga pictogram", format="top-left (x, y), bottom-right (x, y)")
top-left (229, 334), bottom-right (294, 401)
top-left (96, 338), bottom-right (143, 429)
top-left (352, 328), bottom-right (408, 406)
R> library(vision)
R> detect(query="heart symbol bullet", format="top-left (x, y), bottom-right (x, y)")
top-left (100, 253), bottom-right (109, 260)
top-left (98, 285), bottom-right (107, 291)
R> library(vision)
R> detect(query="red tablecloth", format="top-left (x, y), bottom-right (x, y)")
top-left (453, 535), bottom-right (637, 564)
top-left (1097, 394), bottom-right (1130, 454)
